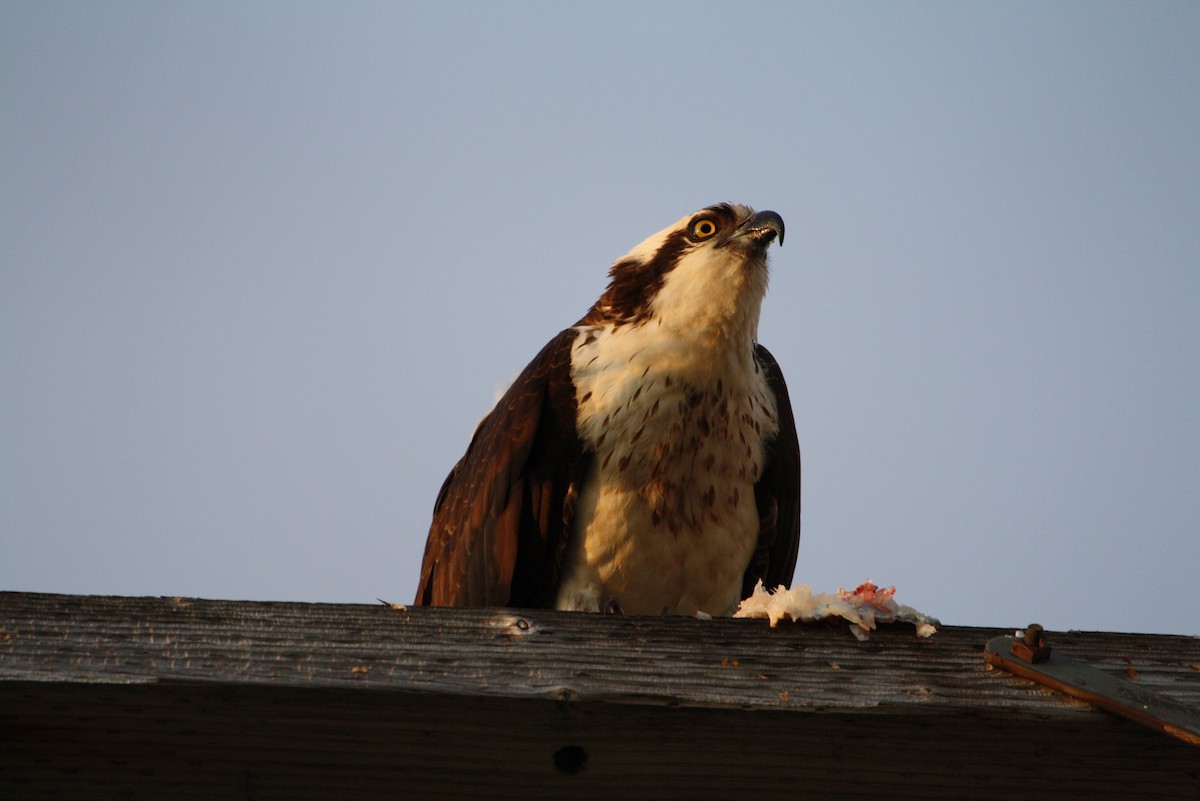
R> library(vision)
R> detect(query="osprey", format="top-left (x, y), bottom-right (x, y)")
top-left (415, 203), bottom-right (800, 616)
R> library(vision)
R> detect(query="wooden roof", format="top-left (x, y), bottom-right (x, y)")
top-left (2, 592), bottom-right (1197, 799)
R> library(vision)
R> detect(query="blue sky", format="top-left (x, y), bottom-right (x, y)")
top-left (3, 2), bottom-right (1197, 635)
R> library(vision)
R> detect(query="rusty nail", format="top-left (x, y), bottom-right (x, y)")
top-left (1011, 623), bottom-right (1052, 663)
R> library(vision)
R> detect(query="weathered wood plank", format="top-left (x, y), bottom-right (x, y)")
top-left (1, 592), bottom-right (1197, 799)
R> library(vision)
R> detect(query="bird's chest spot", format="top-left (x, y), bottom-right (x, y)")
top-left (631, 393), bottom-right (758, 517)
top-left (561, 326), bottom-right (780, 615)
top-left (572, 327), bottom-right (777, 530)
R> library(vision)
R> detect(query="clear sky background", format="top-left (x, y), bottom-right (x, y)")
top-left (3, 2), bottom-right (1197, 635)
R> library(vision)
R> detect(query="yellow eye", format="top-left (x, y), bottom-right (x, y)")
top-left (690, 218), bottom-right (718, 240)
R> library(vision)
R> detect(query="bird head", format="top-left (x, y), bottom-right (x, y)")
top-left (583, 203), bottom-right (785, 343)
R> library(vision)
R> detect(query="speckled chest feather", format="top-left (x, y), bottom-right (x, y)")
top-left (554, 322), bottom-right (779, 616)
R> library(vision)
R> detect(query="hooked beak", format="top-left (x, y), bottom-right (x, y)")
top-left (720, 209), bottom-right (785, 250)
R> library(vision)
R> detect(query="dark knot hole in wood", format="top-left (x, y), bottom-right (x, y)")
top-left (553, 744), bottom-right (589, 775)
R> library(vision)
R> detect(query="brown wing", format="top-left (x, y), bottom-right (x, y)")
top-left (415, 329), bottom-right (588, 608)
top-left (743, 343), bottom-right (801, 597)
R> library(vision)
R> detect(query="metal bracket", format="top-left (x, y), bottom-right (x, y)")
top-left (983, 626), bottom-right (1200, 749)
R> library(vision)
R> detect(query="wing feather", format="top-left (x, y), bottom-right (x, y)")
top-left (744, 344), bottom-right (801, 597)
top-left (415, 329), bottom-right (587, 607)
